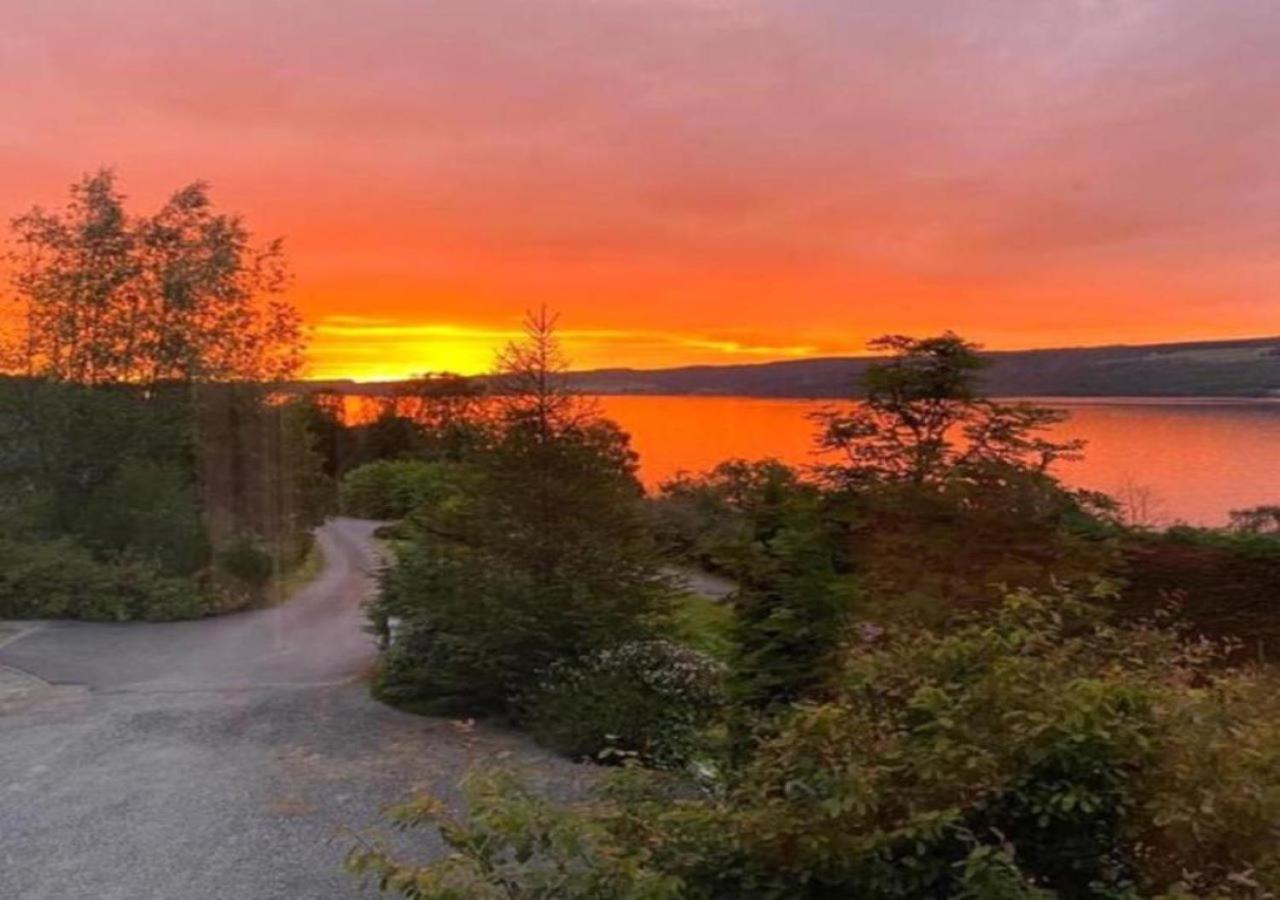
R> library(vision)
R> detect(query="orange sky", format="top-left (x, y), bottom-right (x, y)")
top-left (3, 1), bottom-right (1279, 380)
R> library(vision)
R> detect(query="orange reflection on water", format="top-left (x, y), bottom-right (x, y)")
top-left (598, 396), bottom-right (1280, 527)
top-left (332, 392), bottom-right (1278, 526)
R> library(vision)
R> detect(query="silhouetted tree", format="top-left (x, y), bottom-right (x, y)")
top-left (815, 333), bottom-right (1112, 617)
top-left (7, 169), bottom-right (301, 384)
top-left (374, 309), bottom-right (673, 714)
top-left (814, 332), bottom-right (1083, 487)
top-left (391, 372), bottom-right (490, 461)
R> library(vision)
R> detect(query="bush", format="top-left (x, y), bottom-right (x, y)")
top-left (339, 459), bottom-right (458, 519)
top-left (352, 589), bottom-right (1280, 898)
top-left (0, 537), bottom-right (209, 621)
top-left (1115, 530), bottom-right (1280, 662)
top-left (370, 417), bottom-right (674, 717)
top-left (216, 534), bottom-right (276, 587)
top-left (523, 640), bottom-right (726, 768)
top-left (373, 542), bottom-right (544, 715)
top-left (347, 768), bottom-right (686, 899)
top-left (75, 459), bottom-right (209, 576)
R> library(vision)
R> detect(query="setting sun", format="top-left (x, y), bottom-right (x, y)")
top-left (6, 1), bottom-right (1280, 379)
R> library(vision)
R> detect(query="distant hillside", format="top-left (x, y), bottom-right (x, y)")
top-left (565, 336), bottom-right (1280, 398)
top-left (308, 336), bottom-right (1280, 399)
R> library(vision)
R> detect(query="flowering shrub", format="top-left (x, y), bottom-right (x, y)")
top-left (523, 639), bottom-right (726, 768)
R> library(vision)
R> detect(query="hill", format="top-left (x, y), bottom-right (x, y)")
top-left (565, 336), bottom-right (1280, 398)
top-left (308, 335), bottom-right (1280, 399)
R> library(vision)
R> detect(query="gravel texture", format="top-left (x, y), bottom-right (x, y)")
top-left (0, 518), bottom-right (590, 900)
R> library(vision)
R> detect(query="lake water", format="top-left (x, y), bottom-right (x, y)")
top-left (596, 396), bottom-right (1280, 527)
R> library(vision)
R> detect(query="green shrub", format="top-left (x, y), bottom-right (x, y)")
top-left (523, 640), bottom-right (726, 768)
top-left (0, 537), bottom-right (209, 621)
top-left (339, 459), bottom-right (458, 519)
top-left (670, 593), bottom-right (737, 662)
top-left (347, 768), bottom-right (685, 899)
top-left (75, 459), bottom-right (209, 575)
top-left (372, 542), bottom-right (539, 715)
top-left (216, 534), bottom-right (275, 587)
top-left (352, 589), bottom-right (1280, 898)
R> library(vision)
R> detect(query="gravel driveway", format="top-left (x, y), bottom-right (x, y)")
top-left (0, 518), bottom-right (588, 900)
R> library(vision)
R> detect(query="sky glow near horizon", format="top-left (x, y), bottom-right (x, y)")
top-left (3, 0), bottom-right (1279, 379)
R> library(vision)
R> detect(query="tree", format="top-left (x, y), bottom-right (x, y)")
top-left (813, 333), bottom-right (1112, 616)
top-left (389, 372), bottom-right (490, 461)
top-left (814, 333), bottom-right (1083, 487)
top-left (652, 460), bottom-right (852, 714)
top-left (373, 309), bottom-right (674, 714)
top-left (6, 169), bottom-right (301, 385)
top-left (1229, 504), bottom-right (1280, 535)
top-left (0, 171), bottom-right (320, 618)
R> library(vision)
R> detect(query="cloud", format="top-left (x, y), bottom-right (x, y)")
top-left (5, 0), bottom-right (1280, 375)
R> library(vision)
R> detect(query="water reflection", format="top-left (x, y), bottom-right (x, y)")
top-left (597, 396), bottom-right (1280, 527)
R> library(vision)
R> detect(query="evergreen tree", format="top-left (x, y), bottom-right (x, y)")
top-left (375, 309), bottom-right (673, 714)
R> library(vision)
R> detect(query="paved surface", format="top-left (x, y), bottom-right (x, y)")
top-left (0, 518), bottom-right (588, 900)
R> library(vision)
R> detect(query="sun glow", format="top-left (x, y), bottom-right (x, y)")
top-left (305, 316), bottom-right (843, 381)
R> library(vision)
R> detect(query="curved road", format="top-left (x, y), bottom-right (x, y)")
top-left (0, 518), bottom-right (585, 900)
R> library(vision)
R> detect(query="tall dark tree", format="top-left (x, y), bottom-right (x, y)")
top-left (814, 332), bottom-right (1083, 487)
top-left (374, 309), bottom-right (673, 714)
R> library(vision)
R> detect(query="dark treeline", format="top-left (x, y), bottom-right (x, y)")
top-left (0, 171), bottom-right (325, 619)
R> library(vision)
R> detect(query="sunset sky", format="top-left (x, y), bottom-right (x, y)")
top-left (4, 1), bottom-right (1279, 379)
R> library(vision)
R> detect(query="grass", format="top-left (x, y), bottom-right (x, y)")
top-left (672, 592), bottom-right (736, 662)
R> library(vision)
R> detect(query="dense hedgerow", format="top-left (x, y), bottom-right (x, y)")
top-left (522, 639), bottom-right (726, 768)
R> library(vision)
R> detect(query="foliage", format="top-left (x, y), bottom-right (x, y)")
top-left (5, 169), bottom-right (300, 384)
top-left (75, 458), bottom-right (208, 575)
top-left (1228, 504), bottom-right (1280, 535)
top-left (356, 589), bottom-right (1280, 898)
top-left (371, 310), bottom-right (674, 716)
top-left (669, 593), bottom-right (737, 662)
top-left (0, 172), bottom-right (323, 620)
top-left (727, 509), bottom-right (850, 715)
top-left (386, 373), bottom-right (491, 462)
top-left (350, 330), bottom-right (1280, 896)
top-left (0, 536), bottom-right (209, 621)
top-left (346, 768), bottom-right (684, 899)
top-left (650, 459), bottom-right (855, 714)
top-left (339, 459), bottom-right (463, 519)
top-left (522, 639), bottom-right (726, 769)
top-left (812, 333), bottom-right (1083, 488)
top-left (846, 466), bottom-right (1119, 621)
top-left (649, 458), bottom-right (824, 573)
top-left (1112, 529), bottom-right (1280, 664)
top-left (193, 385), bottom-right (330, 572)
top-left (802, 333), bottom-right (1117, 620)
top-left (216, 534), bottom-right (275, 587)
top-left (303, 375), bottom-right (489, 481)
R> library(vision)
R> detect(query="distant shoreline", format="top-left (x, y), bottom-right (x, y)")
top-left (303, 334), bottom-right (1280, 401)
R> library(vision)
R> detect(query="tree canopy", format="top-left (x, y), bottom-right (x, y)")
top-left (6, 169), bottom-right (301, 385)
